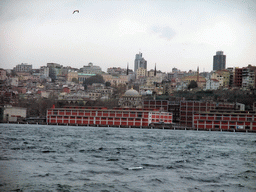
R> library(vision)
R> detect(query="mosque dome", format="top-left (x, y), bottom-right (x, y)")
top-left (124, 88), bottom-right (139, 96)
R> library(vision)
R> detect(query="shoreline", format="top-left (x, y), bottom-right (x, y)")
top-left (1, 122), bottom-right (256, 133)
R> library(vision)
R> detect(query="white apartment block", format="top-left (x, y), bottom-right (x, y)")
top-left (14, 63), bottom-right (32, 72)
top-left (205, 79), bottom-right (219, 90)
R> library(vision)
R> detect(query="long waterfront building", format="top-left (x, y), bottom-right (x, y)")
top-left (193, 111), bottom-right (256, 131)
top-left (47, 106), bottom-right (172, 127)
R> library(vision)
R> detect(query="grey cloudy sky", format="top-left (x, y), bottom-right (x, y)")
top-left (0, 0), bottom-right (256, 72)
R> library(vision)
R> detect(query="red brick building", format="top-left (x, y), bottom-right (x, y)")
top-left (180, 101), bottom-right (241, 127)
top-left (47, 107), bottom-right (172, 127)
top-left (193, 111), bottom-right (256, 131)
top-left (143, 100), bottom-right (168, 111)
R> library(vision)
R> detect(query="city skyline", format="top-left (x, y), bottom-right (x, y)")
top-left (1, 0), bottom-right (256, 72)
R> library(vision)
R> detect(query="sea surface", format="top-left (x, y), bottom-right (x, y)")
top-left (0, 124), bottom-right (256, 192)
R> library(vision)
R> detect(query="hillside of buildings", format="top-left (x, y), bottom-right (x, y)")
top-left (1, 52), bottom-right (256, 126)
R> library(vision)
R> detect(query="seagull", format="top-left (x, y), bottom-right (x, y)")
top-left (73, 10), bottom-right (79, 14)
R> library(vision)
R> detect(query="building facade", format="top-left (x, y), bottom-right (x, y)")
top-left (47, 63), bottom-right (63, 81)
top-left (211, 70), bottom-right (230, 88)
top-left (180, 100), bottom-right (242, 127)
top-left (193, 111), bottom-right (256, 131)
top-left (47, 107), bottom-right (172, 127)
top-left (213, 51), bottom-right (226, 71)
top-left (0, 69), bottom-right (7, 80)
top-left (78, 73), bottom-right (96, 84)
top-left (143, 100), bottom-right (169, 111)
top-left (102, 74), bottom-right (128, 86)
top-left (14, 63), bottom-right (32, 72)
top-left (136, 67), bottom-right (147, 78)
top-left (107, 67), bottom-right (131, 75)
top-left (40, 66), bottom-right (49, 78)
top-left (67, 71), bottom-right (78, 82)
top-left (234, 67), bottom-right (242, 87)
top-left (134, 52), bottom-right (147, 72)
top-left (3, 106), bottom-right (27, 122)
top-left (205, 79), bottom-right (219, 90)
top-left (234, 65), bottom-right (256, 88)
top-left (242, 65), bottom-right (256, 88)
top-left (81, 63), bottom-right (102, 74)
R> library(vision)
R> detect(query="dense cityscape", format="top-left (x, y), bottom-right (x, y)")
top-left (1, 1), bottom-right (256, 191)
top-left (0, 51), bottom-right (256, 131)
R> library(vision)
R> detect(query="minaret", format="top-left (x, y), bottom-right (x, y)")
top-left (127, 63), bottom-right (129, 75)
top-left (197, 66), bottom-right (199, 82)
top-left (154, 63), bottom-right (156, 76)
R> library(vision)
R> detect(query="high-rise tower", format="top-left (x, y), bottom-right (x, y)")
top-left (134, 52), bottom-right (147, 72)
top-left (213, 51), bottom-right (226, 71)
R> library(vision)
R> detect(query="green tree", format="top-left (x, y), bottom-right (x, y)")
top-left (105, 81), bottom-right (111, 87)
top-left (188, 80), bottom-right (198, 90)
top-left (72, 78), bottom-right (79, 84)
top-left (83, 74), bottom-right (105, 86)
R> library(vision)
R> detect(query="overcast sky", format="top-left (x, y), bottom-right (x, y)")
top-left (1, 0), bottom-right (256, 73)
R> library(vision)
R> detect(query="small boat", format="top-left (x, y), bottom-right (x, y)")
top-left (127, 166), bottom-right (143, 170)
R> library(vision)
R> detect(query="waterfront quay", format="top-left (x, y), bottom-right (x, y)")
top-left (2, 122), bottom-right (256, 133)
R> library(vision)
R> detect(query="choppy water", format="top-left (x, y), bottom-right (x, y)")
top-left (0, 124), bottom-right (256, 192)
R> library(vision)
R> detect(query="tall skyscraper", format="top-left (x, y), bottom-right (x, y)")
top-left (134, 52), bottom-right (147, 72)
top-left (213, 51), bottom-right (226, 71)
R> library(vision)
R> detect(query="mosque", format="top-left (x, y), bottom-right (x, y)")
top-left (118, 88), bottom-right (143, 108)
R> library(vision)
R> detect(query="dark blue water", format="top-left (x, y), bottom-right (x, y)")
top-left (0, 124), bottom-right (255, 192)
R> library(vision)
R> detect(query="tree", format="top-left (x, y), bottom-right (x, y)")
top-left (83, 84), bottom-right (87, 90)
top-left (11, 70), bottom-right (17, 77)
top-left (105, 81), bottom-right (111, 87)
top-left (188, 80), bottom-right (198, 90)
top-left (72, 78), bottom-right (79, 84)
top-left (83, 74), bottom-right (105, 86)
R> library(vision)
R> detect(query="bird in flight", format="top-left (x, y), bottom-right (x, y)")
top-left (73, 10), bottom-right (79, 14)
